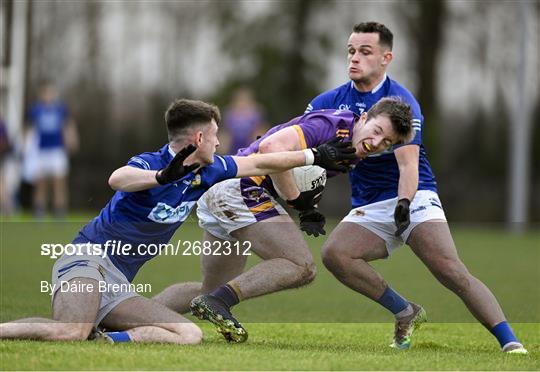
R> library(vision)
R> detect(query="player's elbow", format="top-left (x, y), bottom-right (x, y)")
top-left (259, 138), bottom-right (287, 154)
top-left (108, 170), bottom-right (124, 191)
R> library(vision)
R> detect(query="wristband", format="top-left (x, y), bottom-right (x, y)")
top-left (303, 149), bottom-right (315, 165)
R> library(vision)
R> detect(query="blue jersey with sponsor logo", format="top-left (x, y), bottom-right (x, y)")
top-left (28, 102), bottom-right (69, 149)
top-left (76, 144), bottom-right (237, 281)
top-left (306, 75), bottom-right (437, 207)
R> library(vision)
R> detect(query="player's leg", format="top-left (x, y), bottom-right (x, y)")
top-left (0, 277), bottom-right (101, 341)
top-left (51, 150), bottom-right (68, 217)
top-left (191, 193), bottom-right (316, 342)
top-left (152, 282), bottom-right (203, 314)
top-left (189, 231), bottom-right (251, 343)
top-left (192, 216), bottom-right (316, 343)
top-left (227, 214), bottom-right (316, 299)
top-left (52, 175), bottom-right (67, 217)
top-left (33, 176), bottom-right (47, 217)
top-left (321, 205), bottom-right (426, 349)
top-left (408, 220), bottom-right (504, 325)
top-left (153, 231), bottom-right (247, 313)
top-left (407, 220), bottom-right (526, 353)
top-left (98, 296), bottom-right (202, 344)
top-left (191, 177), bottom-right (317, 342)
top-left (196, 177), bottom-right (316, 301)
top-left (200, 231), bottom-right (248, 293)
top-left (321, 222), bottom-right (388, 299)
top-left (156, 230), bottom-right (248, 343)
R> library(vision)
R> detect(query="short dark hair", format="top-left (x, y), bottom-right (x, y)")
top-left (352, 22), bottom-right (393, 50)
top-left (164, 99), bottom-right (221, 142)
top-left (366, 97), bottom-right (413, 144)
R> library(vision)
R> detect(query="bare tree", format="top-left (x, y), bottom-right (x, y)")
top-left (396, 0), bottom-right (446, 168)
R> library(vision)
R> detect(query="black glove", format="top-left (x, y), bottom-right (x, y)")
top-left (155, 144), bottom-right (200, 185)
top-left (299, 208), bottom-right (326, 237)
top-left (394, 198), bottom-right (411, 236)
top-left (287, 186), bottom-right (325, 211)
top-left (312, 137), bottom-right (356, 173)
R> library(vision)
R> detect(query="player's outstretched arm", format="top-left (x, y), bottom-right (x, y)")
top-left (233, 137), bottom-right (355, 178)
top-left (109, 145), bottom-right (199, 192)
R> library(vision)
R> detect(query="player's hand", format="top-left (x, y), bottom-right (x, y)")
top-left (155, 144), bottom-right (200, 185)
top-left (394, 198), bottom-right (411, 236)
top-left (287, 186), bottom-right (324, 211)
top-left (299, 208), bottom-right (326, 237)
top-left (312, 137), bottom-right (356, 173)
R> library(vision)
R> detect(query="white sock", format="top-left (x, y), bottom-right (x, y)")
top-left (502, 341), bottom-right (523, 352)
top-left (395, 304), bottom-right (413, 319)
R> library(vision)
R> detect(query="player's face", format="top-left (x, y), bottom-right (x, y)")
top-left (40, 85), bottom-right (57, 103)
top-left (352, 113), bottom-right (397, 158)
top-left (195, 119), bottom-right (220, 164)
top-left (347, 33), bottom-right (392, 88)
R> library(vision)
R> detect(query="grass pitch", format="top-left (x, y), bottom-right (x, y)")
top-left (1, 216), bottom-right (539, 370)
top-left (1, 323), bottom-right (539, 370)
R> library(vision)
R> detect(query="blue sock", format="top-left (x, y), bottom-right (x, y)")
top-left (490, 321), bottom-right (519, 348)
top-left (377, 287), bottom-right (409, 315)
top-left (106, 331), bottom-right (131, 343)
top-left (210, 284), bottom-right (239, 308)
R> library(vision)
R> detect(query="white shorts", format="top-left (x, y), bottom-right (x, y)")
top-left (197, 178), bottom-right (288, 241)
top-left (51, 250), bottom-right (139, 326)
top-left (35, 148), bottom-right (68, 178)
top-left (342, 190), bottom-right (447, 255)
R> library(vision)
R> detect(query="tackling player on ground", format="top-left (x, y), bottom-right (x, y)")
top-left (314, 22), bottom-right (526, 354)
top-left (0, 99), bottom-right (354, 344)
top-left (153, 97), bottom-right (414, 343)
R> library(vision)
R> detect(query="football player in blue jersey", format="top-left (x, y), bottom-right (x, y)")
top-left (313, 22), bottom-right (526, 353)
top-left (0, 99), bottom-right (355, 345)
top-left (27, 82), bottom-right (79, 218)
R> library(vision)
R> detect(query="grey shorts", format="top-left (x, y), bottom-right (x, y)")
top-left (51, 252), bottom-right (140, 326)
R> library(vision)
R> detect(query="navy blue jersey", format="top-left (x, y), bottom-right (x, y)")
top-left (76, 145), bottom-right (237, 281)
top-left (306, 75), bottom-right (437, 207)
top-left (28, 102), bottom-right (68, 149)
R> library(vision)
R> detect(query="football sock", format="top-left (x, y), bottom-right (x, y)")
top-left (377, 287), bottom-right (410, 316)
top-left (210, 284), bottom-right (240, 308)
top-left (106, 331), bottom-right (131, 343)
top-left (490, 321), bottom-right (520, 348)
top-left (395, 304), bottom-right (414, 319)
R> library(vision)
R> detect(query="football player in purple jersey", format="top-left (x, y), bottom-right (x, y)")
top-left (153, 97), bottom-right (414, 343)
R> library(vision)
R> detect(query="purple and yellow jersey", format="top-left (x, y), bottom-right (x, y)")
top-left (236, 109), bottom-right (359, 195)
top-left (306, 76), bottom-right (437, 207)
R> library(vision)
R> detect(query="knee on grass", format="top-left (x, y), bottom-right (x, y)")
top-left (170, 323), bottom-right (203, 345)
